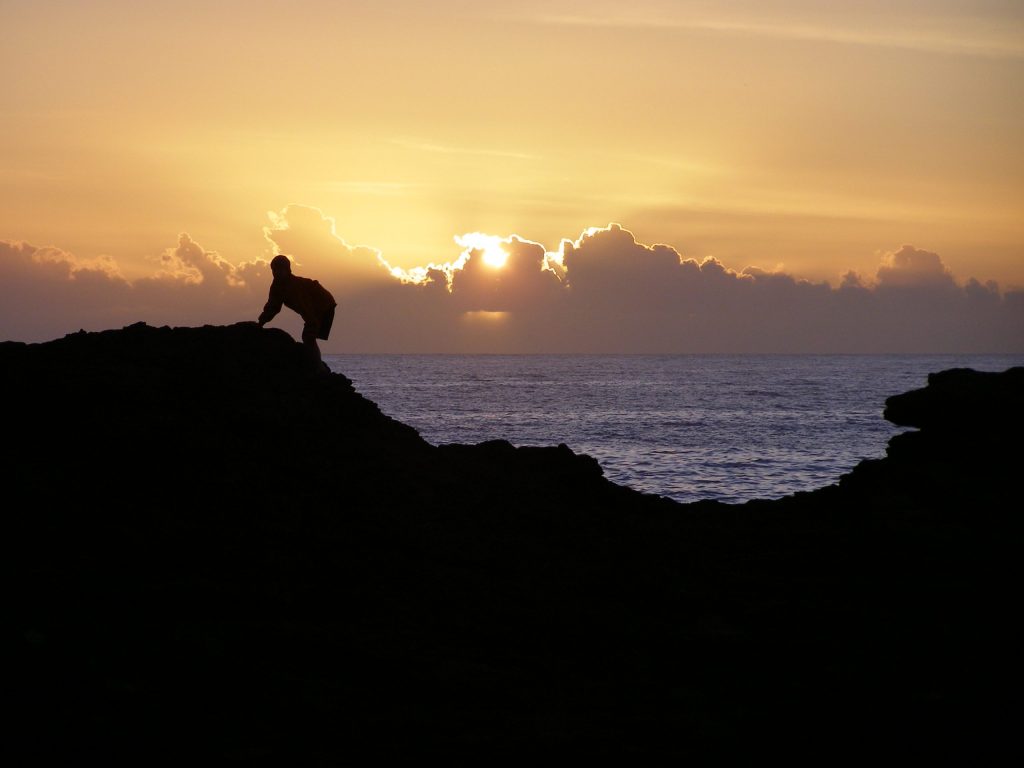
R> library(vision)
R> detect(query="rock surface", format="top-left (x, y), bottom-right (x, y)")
top-left (7, 323), bottom-right (1021, 761)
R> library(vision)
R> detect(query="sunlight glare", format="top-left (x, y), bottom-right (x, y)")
top-left (456, 232), bottom-right (509, 269)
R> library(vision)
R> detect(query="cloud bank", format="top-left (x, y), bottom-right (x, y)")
top-left (2, 205), bottom-right (1022, 353)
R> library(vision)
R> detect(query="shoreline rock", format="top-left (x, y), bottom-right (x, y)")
top-left (7, 323), bottom-right (1020, 760)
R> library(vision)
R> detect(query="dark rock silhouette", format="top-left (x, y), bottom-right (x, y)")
top-left (7, 323), bottom-right (1020, 761)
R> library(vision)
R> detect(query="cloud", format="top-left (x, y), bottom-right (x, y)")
top-left (875, 245), bottom-right (956, 290)
top-left (0, 240), bottom-right (126, 284)
top-left (390, 138), bottom-right (536, 160)
top-left (0, 235), bottom-right (260, 341)
top-left (559, 223), bottom-right (684, 306)
top-left (522, 8), bottom-right (1024, 61)
top-left (450, 234), bottom-right (563, 311)
top-left (2, 216), bottom-right (1022, 353)
top-left (263, 205), bottom-right (397, 294)
top-left (153, 233), bottom-right (246, 287)
top-left (0, 240), bottom-right (132, 341)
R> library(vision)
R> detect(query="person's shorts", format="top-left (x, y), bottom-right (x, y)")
top-left (316, 305), bottom-right (336, 341)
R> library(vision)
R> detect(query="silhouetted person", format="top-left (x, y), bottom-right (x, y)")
top-left (258, 254), bottom-right (337, 366)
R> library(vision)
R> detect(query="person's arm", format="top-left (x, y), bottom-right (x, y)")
top-left (258, 282), bottom-right (283, 326)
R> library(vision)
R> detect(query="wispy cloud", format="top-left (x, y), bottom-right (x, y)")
top-left (320, 181), bottom-right (425, 197)
top-left (390, 138), bottom-right (537, 160)
top-left (529, 13), bottom-right (1024, 60)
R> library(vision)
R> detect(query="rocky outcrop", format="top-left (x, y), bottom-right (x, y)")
top-left (884, 366), bottom-right (1024, 431)
top-left (7, 323), bottom-right (1020, 761)
top-left (838, 366), bottom-right (1022, 518)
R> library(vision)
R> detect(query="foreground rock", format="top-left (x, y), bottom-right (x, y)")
top-left (7, 323), bottom-right (1020, 760)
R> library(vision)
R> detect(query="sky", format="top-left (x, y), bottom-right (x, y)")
top-left (2, 0), bottom-right (1023, 351)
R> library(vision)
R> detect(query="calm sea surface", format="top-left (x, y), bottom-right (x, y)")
top-left (324, 355), bottom-right (1023, 504)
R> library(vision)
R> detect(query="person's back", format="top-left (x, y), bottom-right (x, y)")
top-left (258, 254), bottom-right (337, 366)
top-left (266, 273), bottom-right (334, 325)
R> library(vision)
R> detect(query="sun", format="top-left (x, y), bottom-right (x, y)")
top-left (455, 232), bottom-right (509, 269)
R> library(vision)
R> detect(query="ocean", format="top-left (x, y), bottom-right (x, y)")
top-left (324, 354), bottom-right (1023, 504)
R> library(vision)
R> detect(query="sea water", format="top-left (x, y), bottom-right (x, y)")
top-left (324, 354), bottom-right (1023, 504)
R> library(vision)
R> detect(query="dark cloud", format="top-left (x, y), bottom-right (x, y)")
top-left (263, 205), bottom-right (393, 294)
top-left (1, 240), bottom-right (133, 341)
top-left (562, 223), bottom-right (681, 303)
top-left (0, 235), bottom-right (261, 341)
top-left (450, 236), bottom-right (562, 311)
top-left (875, 245), bottom-right (955, 290)
top-left (2, 215), bottom-right (1022, 352)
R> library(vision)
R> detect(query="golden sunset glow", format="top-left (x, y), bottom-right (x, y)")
top-left (463, 310), bottom-right (510, 322)
top-left (455, 233), bottom-right (510, 270)
top-left (2, 1), bottom-right (1023, 351)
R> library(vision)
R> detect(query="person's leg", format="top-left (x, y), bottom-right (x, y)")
top-left (319, 306), bottom-right (336, 341)
top-left (301, 323), bottom-right (322, 365)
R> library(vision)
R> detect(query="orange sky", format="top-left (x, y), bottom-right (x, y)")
top-left (2, 1), bottom-right (1023, 350)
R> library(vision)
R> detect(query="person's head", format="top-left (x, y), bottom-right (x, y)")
top-left (270, 254), bottom-right (292, 278)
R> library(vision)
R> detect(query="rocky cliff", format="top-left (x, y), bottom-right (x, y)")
top-left (7, 323), bottom-right (1021, 761)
